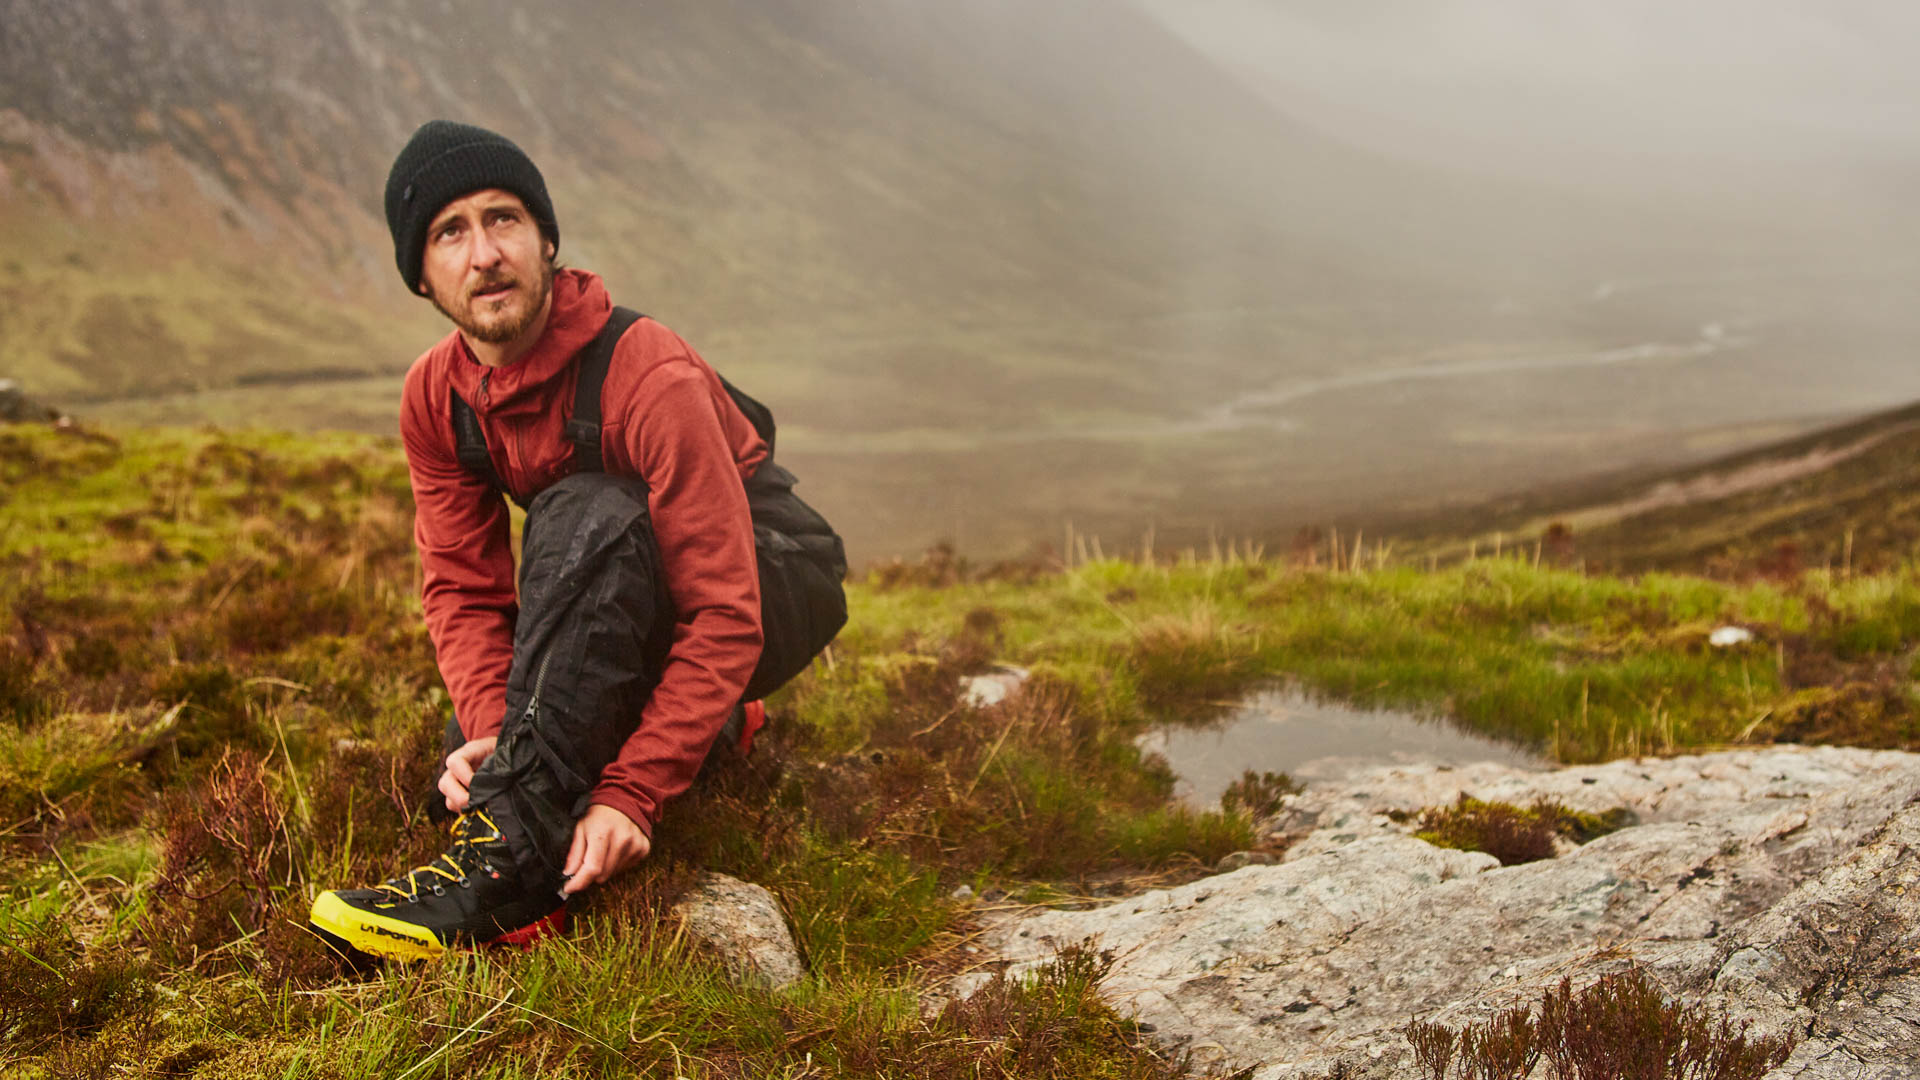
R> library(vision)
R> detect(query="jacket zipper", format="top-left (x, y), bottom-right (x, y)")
top-left (522, 647), bottom-right (553, 724)
top-left (477, 369), bottom-right (518, 497)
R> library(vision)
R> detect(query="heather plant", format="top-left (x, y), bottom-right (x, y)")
top-left (145, 749), bottom-right (298, 969)
top-left (1415, 797), bottom-right (1633, 866)
top-left (1407, 968), bottom-right (1797, 1080)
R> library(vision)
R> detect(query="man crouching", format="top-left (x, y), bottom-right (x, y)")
top-left (309, 120), bottom-right (845, 960)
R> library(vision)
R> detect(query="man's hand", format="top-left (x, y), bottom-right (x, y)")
top-left (562, 804), bottom-right (651, 895)
top-left (439, 736), bottom-right (498, 813)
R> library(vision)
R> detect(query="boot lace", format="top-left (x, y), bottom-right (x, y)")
top-left (376, 808), bottom-right (509, 902)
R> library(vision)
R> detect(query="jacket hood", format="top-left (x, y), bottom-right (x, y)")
top-left (445, 268), bottom-right (612, 417)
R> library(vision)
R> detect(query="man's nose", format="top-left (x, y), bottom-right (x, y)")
top-left (469, 228), bottom-right (503, 269)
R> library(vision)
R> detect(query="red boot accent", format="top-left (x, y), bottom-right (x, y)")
top-left (487, 906), bottom-right (567, 949)
top-left (737, 700), bottom-right (766, 757)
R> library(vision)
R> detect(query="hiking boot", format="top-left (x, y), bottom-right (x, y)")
top-left (308, 808), bottom-right (566, 961)
top-left (717, 699), bottom-right (767, 757)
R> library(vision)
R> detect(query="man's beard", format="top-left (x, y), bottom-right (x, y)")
top-left (433, 260), bottom-right (555, 345)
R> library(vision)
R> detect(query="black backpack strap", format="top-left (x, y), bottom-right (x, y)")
top-left (718, 374), bottom-right (776, 458)
top-left (450, 389), bottom-right (526, 508)
top-left (454, 304), bottom-right (781, 498)
top-left (566, 306), bottom-right (645, 473)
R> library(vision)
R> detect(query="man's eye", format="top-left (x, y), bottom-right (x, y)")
top-left (435, 223), bottom-right (463, 243)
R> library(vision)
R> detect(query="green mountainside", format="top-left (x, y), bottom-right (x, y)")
top-left (11, 0), bottom-right (1898, 567)
top-left (0, 0), bottom-right (1400, 405)
top-left (1, 0), bottom-right (1739, 419)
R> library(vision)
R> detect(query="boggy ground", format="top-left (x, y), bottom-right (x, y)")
top-left (2, 421), bottom-right (1919, 1077)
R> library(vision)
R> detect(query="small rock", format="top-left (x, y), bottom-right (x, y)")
top-left (670, 871), bottom-right (805, 989)
top-left (959, 665), bottom-right (1029, 709)
top-left (1709, 626), bottom-right (1754, 647)
top-left (0, 379), bottom-right (62, 424)
top-left (951, 883), bottom-right (975, 901)
top-left (1214, 850), bottom-right (1279, 874)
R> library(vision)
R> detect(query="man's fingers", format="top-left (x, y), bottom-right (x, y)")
top-left (564, 823), bottom-right (586, 878)
top-left (437, 771), bottom-right (468, 812)
top-left (563, 831), bottom-right (609, 896)
top-left (446, 752), bottom-right (475, 787)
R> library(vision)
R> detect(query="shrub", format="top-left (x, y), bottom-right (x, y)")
top-left (1415, 797), bottom-right (1633, 866)
top-left (1407, 967), bottom-right (1797, 1080)
top-left (145, 749), bottom-right (296, 968)
top-left (0, 916), bottom-right (156, 1051)
top-left (1416, 797), bottom-right (1559, 866)
top-left (905, 942), bottom-right (1182, 1079)
top-left (0, 645), bottom-right (51, 727)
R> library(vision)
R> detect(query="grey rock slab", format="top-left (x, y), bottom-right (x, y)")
top-left (670, 871), bottom-right (805, 989)
top-left (965, 747), bottom-right (1920, 1076)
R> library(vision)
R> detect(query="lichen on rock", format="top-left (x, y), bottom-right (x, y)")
top-left (960, 746), bottom-right (1920, 1077)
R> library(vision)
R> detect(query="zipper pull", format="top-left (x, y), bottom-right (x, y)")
top-left (478, 370), bottom-right (491, 407)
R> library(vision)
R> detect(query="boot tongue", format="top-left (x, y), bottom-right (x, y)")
top-left (447, 812), bottom-right (511, 876)
top-left (452, 810), bottom-right (507, 845)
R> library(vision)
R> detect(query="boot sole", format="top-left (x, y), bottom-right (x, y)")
top-left (308, 892), bottom-right (569, 961)
top-left (309, 892), bottom-right (446, 960)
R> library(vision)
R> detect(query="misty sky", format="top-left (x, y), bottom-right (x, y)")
top-left (1129, 0), bottom-right (1920, 194)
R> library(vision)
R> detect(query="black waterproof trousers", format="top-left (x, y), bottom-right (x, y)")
top-left (440, 466), bottom-right (847, 886)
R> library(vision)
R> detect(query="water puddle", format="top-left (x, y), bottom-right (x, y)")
top-left (1138, 688), bottom-right (1549, 808)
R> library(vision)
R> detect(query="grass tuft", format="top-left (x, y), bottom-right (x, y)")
top-left (1220, 769), bottom-right (1302, 820)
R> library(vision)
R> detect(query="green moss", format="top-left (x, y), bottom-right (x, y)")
top-left (1415, 796), bottom-right (1634, 866)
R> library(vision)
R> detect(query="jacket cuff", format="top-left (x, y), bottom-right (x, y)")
top-left (456, 696), bottom-right (507, 741)
top-left (586, 787), bottom-right (657, 841)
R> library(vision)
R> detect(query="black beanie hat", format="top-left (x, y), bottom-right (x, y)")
top-left (384, 120), bottom-right (559, 293)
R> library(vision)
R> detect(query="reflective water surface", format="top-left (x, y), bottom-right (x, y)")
top-left (1138, 687), bottom-right (1550, 808)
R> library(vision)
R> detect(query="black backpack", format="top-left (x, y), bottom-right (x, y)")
top-left (448, 306), bottom-right (847, 701)
top-left (450, 306), bottom-right (777, 504)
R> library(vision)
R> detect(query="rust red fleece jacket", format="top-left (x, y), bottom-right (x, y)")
top-left (399, 269), bottom-right (768, 838)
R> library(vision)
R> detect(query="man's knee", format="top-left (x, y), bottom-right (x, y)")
top-left (520, 471), bottom-right (659, 562)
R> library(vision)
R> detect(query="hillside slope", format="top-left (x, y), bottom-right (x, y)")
top-left (1, 0), bottom-right (1720, 416)
top-left (0, 0), bottom-right (1457, 406)
top-left (1390, 399), bottom-right (1920, 575)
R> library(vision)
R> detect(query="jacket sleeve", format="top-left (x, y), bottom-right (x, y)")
top-left (399, 371), bottom-right (518, 743)
top-left (588, 357), bottom-right (764, 836)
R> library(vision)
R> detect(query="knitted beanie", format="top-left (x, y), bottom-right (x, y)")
top-left (384, 120), bottom-right (559, 293)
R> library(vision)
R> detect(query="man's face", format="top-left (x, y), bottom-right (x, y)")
top-left (417, 188), bottom-right (555, 346)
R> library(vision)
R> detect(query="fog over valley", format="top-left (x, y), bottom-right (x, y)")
top-left (3, 0), bottom-right (1916, 561)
